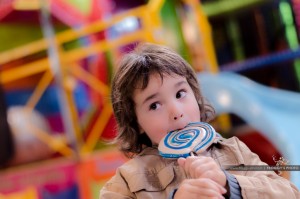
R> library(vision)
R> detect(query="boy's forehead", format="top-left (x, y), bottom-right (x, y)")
top-left (133, 73), bottom-right (188, 96)
top-left (134, 72), bottom-right (185, 90)
top-left (132, 74), bottom-right (190, 106)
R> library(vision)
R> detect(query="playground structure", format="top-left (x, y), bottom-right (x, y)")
top-left (0, 0), bottom-right (221, 198)
top-left (198, 72), bottom-right (300, 188)
top-left (1, 0), bottom-right (300, 198)
top-left (0, 0), bottom-right (217, 158)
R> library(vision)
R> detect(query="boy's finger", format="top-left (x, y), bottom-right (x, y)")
top-left (177, 157), bottom-right (186, 167)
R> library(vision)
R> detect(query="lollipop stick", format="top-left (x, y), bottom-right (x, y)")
top-left (190, 151), bottom-right (198, 157)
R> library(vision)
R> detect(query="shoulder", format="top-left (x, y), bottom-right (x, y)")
top-left (212, 136), bottom-right (264, 166)
top-left (118, 147), bottom-right (171, 175)
top-left (219, 136), bottom-right (246, 147)
top-left (103, 147), bottom-right (178, 194)
top-left (218, 136), bottom-right (252, 153)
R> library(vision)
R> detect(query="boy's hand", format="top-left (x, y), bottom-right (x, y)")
top-left (174, 178), bottom-right (226, 199)
top-left (178, 156), bottom-right (227, 187)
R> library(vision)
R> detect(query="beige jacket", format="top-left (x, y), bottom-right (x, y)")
top-left (100, 137), bottom-right (299, 198)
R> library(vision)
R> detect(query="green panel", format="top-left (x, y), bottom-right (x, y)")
top-left (0, 23), bottom-right (43, 52)
top-left (66, 0), bottom-right (91, 15)
top-left (226, 18), bottom-right (245, 61)
top-left (0, 23), bottom-right (68, 52)
top-left (104, 51), bottom-right (114, 85)
top-left (160, 0), bottom-right (191, 63)
top-left (203, 0), bottom-right (271, 18)
top-left (279, 1), bottom-right (300, 86)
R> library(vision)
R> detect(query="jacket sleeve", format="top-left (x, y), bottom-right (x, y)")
top-left (223, 170), bottom-right (242, 199)
top-left (229, 137), bottom-right (299, 199)
top-left (99, 169), bottom-right (135, 199)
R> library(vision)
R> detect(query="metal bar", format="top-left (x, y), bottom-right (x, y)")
top-left (40, 0), bottom-right (78, 156)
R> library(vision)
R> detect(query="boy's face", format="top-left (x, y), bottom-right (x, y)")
top-left (133, 73), bottom-right (200, 145)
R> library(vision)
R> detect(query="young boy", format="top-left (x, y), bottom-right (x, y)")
top-left (100, 43), bottom-right (299, 199)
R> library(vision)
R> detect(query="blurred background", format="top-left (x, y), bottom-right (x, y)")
top-left (1, 0), bottom-right (300, 198)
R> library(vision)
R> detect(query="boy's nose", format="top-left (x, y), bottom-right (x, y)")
top-left (169, 101), bottom-right (183, 120)
top-left (174, 114), bottom-right (183, 120)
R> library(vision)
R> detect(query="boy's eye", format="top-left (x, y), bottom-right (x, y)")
top-left (149, 102), bottom-right (160, 110)
top-left (176, 90), bottom-right (186, 99)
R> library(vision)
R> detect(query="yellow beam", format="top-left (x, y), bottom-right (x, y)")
top-left (63, 30), bottom-right (147, 63)
top-left (28, 125), bottom-right (75, 157)
top-left (147, 0), bottom-right (165, 12)
top-left (55, 5), bottom-right (146, 44)
top-left (26, 70), bottom-right (53, 109)
top-left (16, 111), bottom-right (74, 157)
top-left (70, 66), bottom-right (110, 97)
top-left (13, 0), bottom-right (41, 10)
top-left (0, 59), bottom-right (49, 84)
top-left (142, 11), bottom-right (157, 43)
top-left (0, 30), bottom-right (146, 84)
top-left (0, 40), bottom-right (47, 65)
top-left (81, 101), bottom-right (113, 153)
top-left (62, 74), bottom-right (83, 149)
top-left (184, 0), bottom-right (219, 73)
top-left (0, 5), bottom-right (146, 65)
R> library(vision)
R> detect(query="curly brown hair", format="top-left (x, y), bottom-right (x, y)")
top-left (111, 43), bottom-right (215, 158)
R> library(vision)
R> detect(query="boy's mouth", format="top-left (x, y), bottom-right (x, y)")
top-left (169, 123), bottom-right (189, 133)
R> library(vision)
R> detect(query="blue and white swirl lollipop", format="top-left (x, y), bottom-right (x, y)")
top-left (158, 122), bottom-right (219, 158)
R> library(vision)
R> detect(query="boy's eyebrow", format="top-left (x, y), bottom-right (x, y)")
top-left (142, 93), bottom-right (158, 105)
top-left (175, 80), bottom-right (188, 87)
top-left (142, 80), bottom-right (188, 105)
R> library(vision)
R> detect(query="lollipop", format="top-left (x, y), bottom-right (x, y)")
top-left (158, 122), bottom-right (219, 158)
